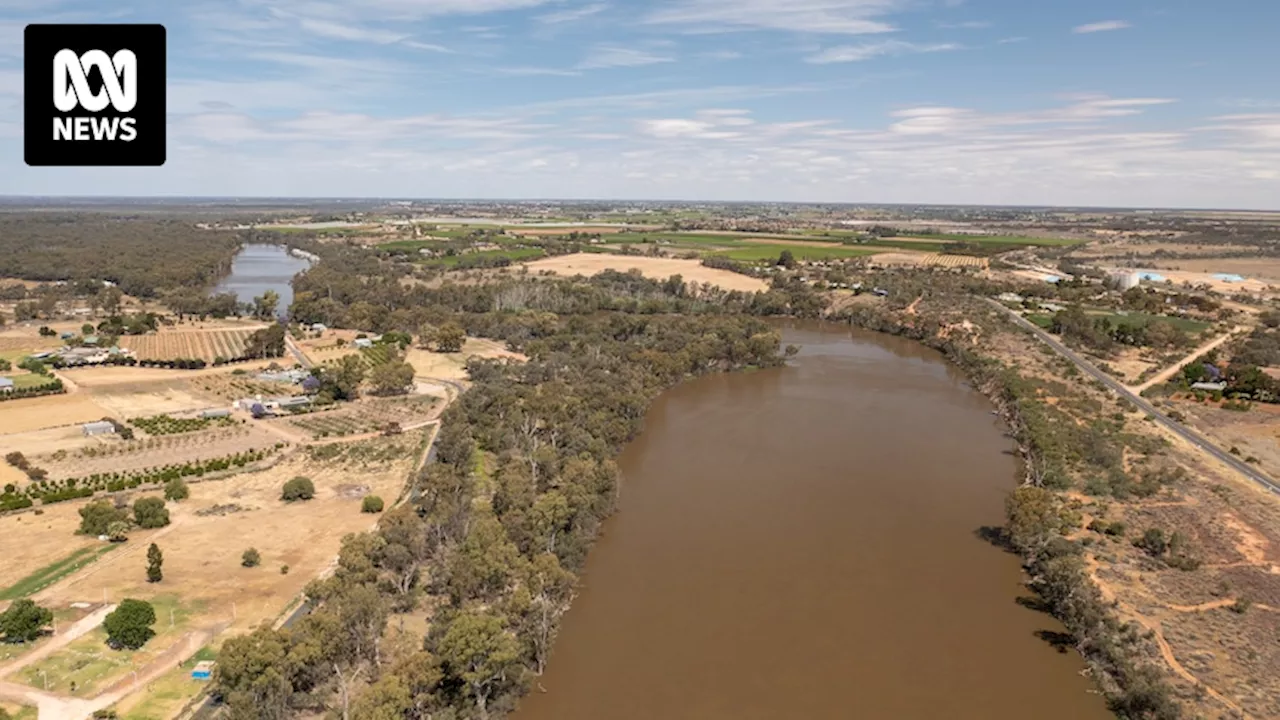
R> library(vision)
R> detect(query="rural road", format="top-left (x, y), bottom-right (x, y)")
top-left (987, 300), bottom-right (1280, 496)
top-left (1130, 327), bottom-right (1245, 394)
top-left (0, 604), bottom-right (116, 680)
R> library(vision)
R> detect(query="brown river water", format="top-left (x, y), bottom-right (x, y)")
top-left (513, 322), bottom-right (1110, 720)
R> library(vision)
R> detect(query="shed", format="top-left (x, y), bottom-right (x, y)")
top-left (0, 377), bottom-right (13, 393)
top-left (192, 661), bottom-right (215, 680)
top-left (83, 335), bottom-right (100, 346)
top-left (1190, 382), bottom-right (1227, 392)
top-left (200, 408), bottom-right (232, 419)
top-left (311, 323), bottom-right (328, 332)
top-left (82, 420), bottom-right (116, 436)
top-left (353, 338), bottom-right (374, 349)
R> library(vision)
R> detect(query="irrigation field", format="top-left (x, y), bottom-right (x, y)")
top-left (119, 328), bottom-right (260, 362)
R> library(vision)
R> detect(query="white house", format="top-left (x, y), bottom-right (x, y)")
top-left (0, 377), bottom-right (14, 393)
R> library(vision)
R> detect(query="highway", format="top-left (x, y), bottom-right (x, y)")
top-left (986, 300), bottom-right (1280, 496)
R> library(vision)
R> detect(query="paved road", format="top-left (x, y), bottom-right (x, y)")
top-left (987, 300), bottom-right (1280, 496)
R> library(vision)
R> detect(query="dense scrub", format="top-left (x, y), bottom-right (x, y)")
top-left (0, 215), bottom-right (242, 297)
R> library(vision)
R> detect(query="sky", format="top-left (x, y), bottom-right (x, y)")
top-left (1, 0), bottom-right (1279, 208)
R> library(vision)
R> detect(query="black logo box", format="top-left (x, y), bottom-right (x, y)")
top-left (24, 24), bottom-right (166, 167)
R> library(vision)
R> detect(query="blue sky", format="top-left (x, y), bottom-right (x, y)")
top-left (2, 0), bottom-right (1279, 208)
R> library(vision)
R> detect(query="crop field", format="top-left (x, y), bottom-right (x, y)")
top-left (129, 413), bottom-right (240, 436)
top-left (279, 395), bottom-right (440, 439)
top-left (868, 252), bottom-right (989, 269)
top-left (32, 425), bottom-right (284, 482)
top-left (714, 244), bottom-right (880, 262)
top-left (119, 328), bottom-right (261, 362)
top-left (906, 233), bottom-right (1084, 247)
top-left (523, 253), bottom-right (769, 293)
top-left (424, 247), bottom-right (547, 267)
top-left (193, 374), bottom-right (296, 402)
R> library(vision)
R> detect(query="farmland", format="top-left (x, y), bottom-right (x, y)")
top-left (193, 373), bottom-right (299, 402)
top-left (713, 244), bottom-right (879, 262)
top-left (0, 429), bottom-right (432, 717)
top-left (522, 254), bottom-right (769, 293)
top-left (277, 395), bottom-right (441, 440)
top-left (118, 328), bottom-right (263, 362)
top-left (129, 413), bottom-right (240, 436)
top-left (30, 425), bottom-right (285, 482)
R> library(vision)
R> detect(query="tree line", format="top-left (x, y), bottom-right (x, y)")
top-left (214, 306), bottom-right (786, 720)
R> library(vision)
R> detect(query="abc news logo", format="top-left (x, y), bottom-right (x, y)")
top-left (25, 24), bottom-right (166, 166)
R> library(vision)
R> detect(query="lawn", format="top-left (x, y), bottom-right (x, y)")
top-left (7, 373), bottom-right (59, 390)
top-left (714, 245), bottom-right (881, 262)
top-left (0, 544), bottom-right (120, 601)
top-left (19, 595), bottom-right (201, 697)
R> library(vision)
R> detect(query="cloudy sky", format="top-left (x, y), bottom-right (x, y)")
top-left (2, 0), bottom-right (1279, 208)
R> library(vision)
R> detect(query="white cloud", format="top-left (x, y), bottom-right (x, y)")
top-left (297, 18), bottom-right (408, 44)
top-left (577, 45), bottom-right (675, 69)
top-left (536, 3), bottom-right (607, 23)
top-left (645, 0), bottom-right (905, 35)
top-left (806, 40), bottom-right (960, 63)
top-left (492, 66), bottom-right (584, 76)
top-left (1073, 20), bottom-right (1131, 34)
top-left (939, 20), bottom-right (990, 29)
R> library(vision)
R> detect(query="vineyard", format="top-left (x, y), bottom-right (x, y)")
top-left (320, 342), bottom-right (398, 370)
top-left (32, 425), bottom-right (284, 481)
top-left (280, 395), bottom-right (440, 439)
top-left (130, 413), bottom-right (240, 436)
top-left (119, 328), bottom-right (261, 362)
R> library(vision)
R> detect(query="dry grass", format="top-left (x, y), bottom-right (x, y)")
top-left (405, 338), bottom-right (524, 381)
top-left (521, 253), bottom-right (769, 293)
top-left (0, 394), bottom-right (112, 434)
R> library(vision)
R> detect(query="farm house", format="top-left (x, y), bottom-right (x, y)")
top-left (82, 421), bottom-right (116, 436)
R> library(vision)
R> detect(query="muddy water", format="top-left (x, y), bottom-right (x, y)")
top-left (514, 323), bottom-right (1109, 720)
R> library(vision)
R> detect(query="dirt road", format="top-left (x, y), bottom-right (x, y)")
top-left (1131, 327), bottom-right (1244, 393)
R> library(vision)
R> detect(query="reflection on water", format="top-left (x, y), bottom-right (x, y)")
top-left (214, 244), bottom-right (311, 314)
top-left (513, 321), bottom-right (1109, 720)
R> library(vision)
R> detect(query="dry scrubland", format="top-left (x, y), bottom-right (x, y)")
top-left (522, 253), bottom-right (769, 292)
top-left (404, 337), bottom-right (525, 381)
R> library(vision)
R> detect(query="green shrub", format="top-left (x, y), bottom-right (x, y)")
top-left (281, 476), bottom-right (315, 502)
top-left (361, 495), bottom-right (384, 513)
top-left (242, 548), bottom-right (261, 568)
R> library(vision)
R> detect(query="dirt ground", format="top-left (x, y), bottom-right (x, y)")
top-left (405, 338), bottom-right (524, 381)
top-left (521, 253), bottom-right (769, 293)
top-left (1148, 257), bottom-right (1280, 286)
top-left (0, 394), bottom-right (112, 434)
top-left (1172, 398), bottom-right (1280, 475)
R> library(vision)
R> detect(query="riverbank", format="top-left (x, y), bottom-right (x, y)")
top-left (829, 281), bottom-right (1280, 719)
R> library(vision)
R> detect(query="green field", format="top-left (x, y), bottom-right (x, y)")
top-left (906, 233), bottom-right (1083, 247)
top-left (7, 373), bottom-right (57, 390)
top-left (0, 544), bottom-right (119, 601)
top-left (424, 247), bottom-right (547, 267)
top-left (714, 245), bottom-right (881, 262)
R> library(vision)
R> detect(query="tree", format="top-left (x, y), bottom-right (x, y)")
top-left (107, 521), bottom-right (130, 543)
top-left (434, 322), bottom-right (466, 353)
top-left (103, 599), bottom-right (156, 650)
top-left (369, 361), bottom-right (415, 396)
top-left (97, 286), bottom-right (123, 315)
top-left (164, 477), bottom-right (189, 501)
top-left (146, 543), bottom-right (163, 583)
top-left (133, 497), bottom-right (170, 529)
top-left (282, 476), bottom-right (315, 502)
top-left (253, 290), bottom-right (280, 320)
top-left (776, 249), bottom-right (797, 269)
top-left (78, 500), bottom-right (128, 536)
top-left (436, 610), bottom-right (522, 720)
top-left (242, 548), bottom-right (261, 567)
top-left (213, 626), bottom-right (292, 720)
top-left (0, 599), bottom-right (53, 643)
top-left (361, 495), bottom-right (384, 514)
top-left (244, 324), bottom-right (286, 359)
top-left (316, 354), bottom-right (366, 401)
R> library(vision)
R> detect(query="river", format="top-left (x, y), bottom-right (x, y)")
top-left (513, 322), bottom-right (1109, 720)
top-left (213, 244), bottom-right (312, 315)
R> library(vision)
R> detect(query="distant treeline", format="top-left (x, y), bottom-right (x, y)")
top-left (0, 214), bottom-right (242, 298)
